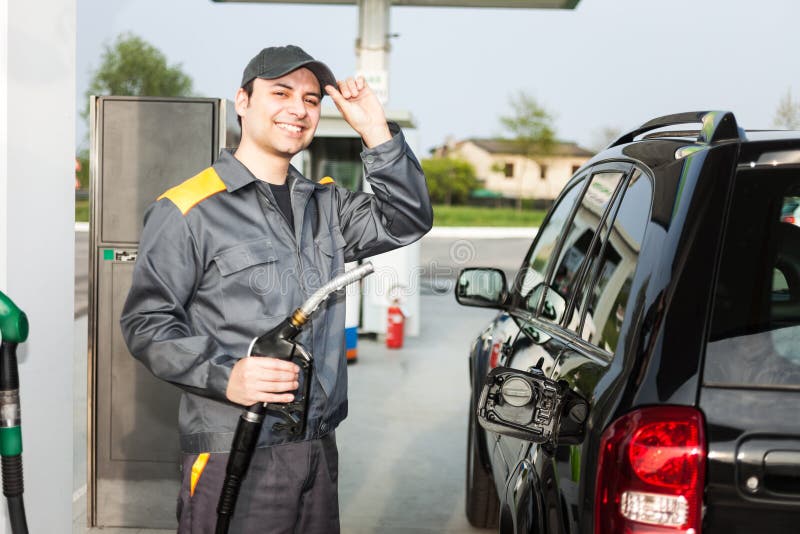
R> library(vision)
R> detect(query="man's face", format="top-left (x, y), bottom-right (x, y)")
top-left (236, 67), bottom-right (322, 158)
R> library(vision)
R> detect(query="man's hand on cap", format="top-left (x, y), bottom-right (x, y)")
top-left (325, 77), bottom-right (391, 148)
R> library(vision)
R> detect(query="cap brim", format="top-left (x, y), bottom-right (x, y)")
top-left (245, 59), bottom-right (337, 95)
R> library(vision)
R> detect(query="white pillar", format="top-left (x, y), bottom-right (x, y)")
top-left (0, 0), bottom-right (75, 532)
top-left (0, 2), bottom-right (7, 292)
top-left (356, 0), bottom-right (391, 105)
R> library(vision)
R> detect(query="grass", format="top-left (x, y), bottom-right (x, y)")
top-left (76, 199), bottom-right (89, 222)
top-left (433, 204), bottom-right (546, 227)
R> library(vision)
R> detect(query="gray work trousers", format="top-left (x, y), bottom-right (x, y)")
top-left (177, 433), bottom-right (339, 533)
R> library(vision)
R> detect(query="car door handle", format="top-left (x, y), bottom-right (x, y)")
top-left (764, 450), bottom-right (800, 495)
top-left (738, 438), bottom-right (800, 501)
top-left (765, 450), bottom-right (800, 477)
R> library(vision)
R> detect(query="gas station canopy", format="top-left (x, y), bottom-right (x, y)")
top-left (213, 0), bottom-right (579, 7)
top-left (212, 0), bottom-right (580, 104)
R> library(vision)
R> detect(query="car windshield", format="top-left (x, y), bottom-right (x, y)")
top-left (706, 168), bottom-right (800, 388)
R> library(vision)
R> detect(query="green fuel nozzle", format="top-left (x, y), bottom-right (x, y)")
top-left (0, 292), bottom-right (28, 346)
top-left (0, 290), bottom-right (29, 534)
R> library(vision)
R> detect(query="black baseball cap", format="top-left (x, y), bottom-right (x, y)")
top-left (240, 45), bottom-right (337, 95)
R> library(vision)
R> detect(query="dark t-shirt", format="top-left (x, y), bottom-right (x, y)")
top-left (256, 181), bottom-right (294, 232)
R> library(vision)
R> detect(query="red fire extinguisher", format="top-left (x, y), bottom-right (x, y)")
top-left (386, 300), bottom-right (405, 349)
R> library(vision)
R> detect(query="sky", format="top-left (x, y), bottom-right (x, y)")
top-left (77, 0), bottom-right (800, 155)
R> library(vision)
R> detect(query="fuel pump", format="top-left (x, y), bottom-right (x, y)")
top-left (0, 291), bottom-right (29, 534)
top-left (215, 262), bottom-right (374, 534)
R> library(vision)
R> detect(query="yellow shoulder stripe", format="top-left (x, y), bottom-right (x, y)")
top-left (190, 452), bottom-right (210, 497)
top-left (318, 176), bottom-right (335, 185)
top-left (158, 167), bottom-right (227, 215)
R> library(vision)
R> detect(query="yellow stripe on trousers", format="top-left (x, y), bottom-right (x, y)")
top-left (190, 453), bottom-right (211, 497)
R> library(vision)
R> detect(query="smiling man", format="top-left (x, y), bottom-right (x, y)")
top-left (120, 45), bottom-right (432, 533)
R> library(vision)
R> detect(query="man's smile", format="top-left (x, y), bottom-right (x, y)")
top-left (276, 122), bottom-right (304, 134)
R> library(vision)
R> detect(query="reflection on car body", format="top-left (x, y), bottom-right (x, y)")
top-left (781, 196), bottom-right (800, 226)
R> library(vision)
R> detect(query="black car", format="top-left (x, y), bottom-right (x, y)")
top-left (457, 111), bottom-right (800, 534)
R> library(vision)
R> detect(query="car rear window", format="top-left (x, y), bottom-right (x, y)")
top-left (706, 168), bottom-right (800, 388)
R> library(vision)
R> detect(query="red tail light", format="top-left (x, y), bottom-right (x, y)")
top-left (595, 406), bottom-right (706, 534)
top-left (783, 216), bottom-right (796, 224)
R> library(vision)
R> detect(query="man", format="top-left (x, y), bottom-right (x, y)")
top-left (120, 45), bottom-right (432, 533)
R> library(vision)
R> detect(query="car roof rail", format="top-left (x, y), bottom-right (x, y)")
top-left (609, 111), bottom-right (743, 148)
top-left (643, 130), bottom-right (700, 140)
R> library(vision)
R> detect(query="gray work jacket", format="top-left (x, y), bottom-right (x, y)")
top-left (120, 124), bottom-right (432, 453)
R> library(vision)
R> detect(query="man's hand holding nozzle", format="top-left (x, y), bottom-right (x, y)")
top-left (226, 357), bottom-right (300, 406)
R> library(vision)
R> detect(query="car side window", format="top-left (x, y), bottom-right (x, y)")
top-left (578, 170), bottom-right (652, 353)
top-left (515, 176), bottom-right (586, 313)
top-left (549, 171), bottom-right (626, 326)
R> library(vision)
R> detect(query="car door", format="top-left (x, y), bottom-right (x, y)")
top-left (700, 163), bottom-right (800, 533)
top-left (544, 167), bottom-right (653, 533)
top-left (488, 171), bottom-right (589, 483)
top-left (498, 164), bottom-right (633, 494)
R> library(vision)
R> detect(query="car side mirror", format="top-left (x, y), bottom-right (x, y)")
top-left (455, 268), bottom-right (508, 309)
top-left (476, 367), bottom-right (588, 445)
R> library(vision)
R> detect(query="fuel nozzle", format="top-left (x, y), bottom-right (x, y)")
top-left (247, 261), bottom-right (375, 359)
top-left (0, 291), bottom-right (29, 534)
top-left (244, 261), bottom-right (375, 433)
top-left (216, 262), bottom-right (375, 534)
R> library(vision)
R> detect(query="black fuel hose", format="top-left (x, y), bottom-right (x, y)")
top-left (215, 320), bottom-right (307, 534)
top-left (215, 263), bottom-right (374, 533)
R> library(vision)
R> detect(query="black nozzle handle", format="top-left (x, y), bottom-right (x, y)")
top-left (0, 342), bottom-right (20, 391)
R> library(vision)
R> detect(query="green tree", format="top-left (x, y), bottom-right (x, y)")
top-left (83, 32), bottom-right (194, 121)
top-left (774, 87), bottom-right (800, 130)
top-left (421, 157), bottom-right (480, 205)
top-left (500, 91), bottom-right (557, 156)
top-left (77, 33), bottom-right (195, 194)
top-left (499, 92), bottom-right (557, 210)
